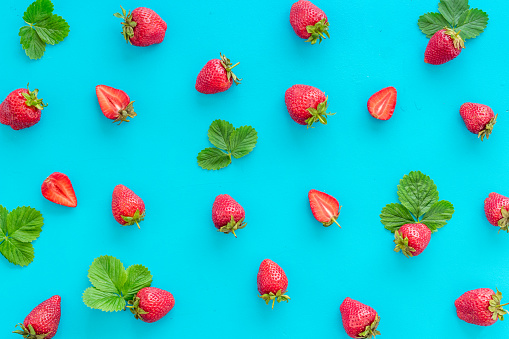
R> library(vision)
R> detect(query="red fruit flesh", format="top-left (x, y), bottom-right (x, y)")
top-left (96, 85), bottom-right (136, 124)
top-left (455, 288), bottom-right (507, 326)
top-left (257, 259), bottom-right (290, 308)
top-left (367, 87), bottom-right (397, 120)
top-left (340, 297), bottom-right (380, 338)
top-left (41, 172), bottom-right (77, 207)
top-left (0, 87), bottom-right (46, 130)
top-left (484, 192), bottom-right (509, 232)
top-left (111, 184), bottom-right (145, 228)
top-left (460, 102), bottom-right (496, 140)
top-left (195, 54), bottom-right (241, 94)
top-left (308, 189), bottom-right (341, 227)
top-left (130, 287), bottom-right (175, 323)
top-left (211, 194), bottom-right (246, 237)
top-left (289, 0), bottom-right (329, 43)
top-left (394, 223), bottom-right (431, 257)
top-left (424, 29), bottom-right (463, 65)
top-left (14, 295), bottom-right (61, 339)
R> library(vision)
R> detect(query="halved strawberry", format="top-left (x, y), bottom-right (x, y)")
top-left (96, 85), bottom-right (136, 124)
top-left (367, 87), bottom-right (397, 120)
top-left (308, 189), bottom-right (341, 227)
top-left (41, 172), bottom-right (77, 207)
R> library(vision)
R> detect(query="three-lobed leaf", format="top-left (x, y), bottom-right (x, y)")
top-left (380, 203), bottom-right (415, 232)
top-left (197, 148), bottom-right (231, 170)
top-left (122, 265), bottom-right (153, 300)
top-left (229, 125), bottom-right (258, 159)
top-left (420, 200), bottom-right (455, 232)
top-left (418, 13), bottom-right (450, 38)
top-left (82, 287), bottom-right (126, 312)
top-left (438, 0), bottom-right (469, 27)
top-left (208, 119), bottom-right (234, 151)
top-left (397, 171), bottom-right (438, 219)
top-left (456, 8), bottom-right (489, 39)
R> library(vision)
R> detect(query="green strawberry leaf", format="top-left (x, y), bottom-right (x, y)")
top-left (438, 0), bottom-right (469, 27)
top-left (229, 125), bottom-right (258, 159)
top-left (456, 8), bottom-right (489, 39)
top-left (380, 203), bottom-right (416, 232)
top-left (397, 171), bottom-right (438, 219)
top-left (33, 14), bottom-right (70, 45)
top-left (418, 12), bottom-right (450, 38)
top-left (121, 264), bottom-right (153, 300)
top-left (197, 148), bottom-right (231, 170)
top-left (6, 206), bottom-right (44, 243)
top-left (208, 119), bottom-right (234, 151)
top-left (0, 205), bottom-right (8, 236)
top-left (88, 255), bottom-right (127, 295)
top-left (0, 238), bottom-right (34, 267)
top-left (19, 27), bottom-right (46, 60)
top-left (420, 200), bottom-right (455, 232)
top-left (23, 0), bottom-right (53, 23)
top-left (82, 287), bottom-right (126, 312)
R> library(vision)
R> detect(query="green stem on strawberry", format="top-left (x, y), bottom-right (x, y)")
top-left (114, 6), bottom-right (138, 44)
top-left (497, 207), bottom-right (509, 233)
top-left (305, 96), bottom-right (335, 128)
top-left (331, 216), bottom-right (341, 228)
top-left (479, 114), bottom-right (497, 141)
top-left (114, 101), bottom-right (137, 125)
top-left (218, 215), bottom-right (246, 238)
top-left (489, 289), bottom-right (508, 321)
top-left (259, 289), bottom-right (290, 309)
top-left (121, 209), bottom-right (144, 229)
top-left (443, 27), bottom-right (465, 50)
top-left (22, 84), bottom-right (47, 110)
top-left (127, 296), bottom-right (149, 320)
top-left (305, 18), bottom-right (330, 45)
top-left (393, 231), bottom-right (416, 258)
top-left (358, 315), bottom-right (381, 338)
top-left (13, 323), bottom-right (50, 339)
top-left (219, 53), bottom-right (242, 85)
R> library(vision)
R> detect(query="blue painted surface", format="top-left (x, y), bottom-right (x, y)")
top-left (1, 0), bottom-right (508, 338)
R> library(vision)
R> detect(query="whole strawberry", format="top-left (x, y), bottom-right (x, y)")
top-left (13, 295), bottom-right (61, 339)
top-left (340, 297), bottom-right (380, 338)
top-left (290, 0), bottom-right (329, 44)
top-left (424, 28), bottom-right (463, 65)
top-left (257, 259), bottom-right (290, 309)
top-left (394, 223), bottom-right (431, 258)
top-left (0, 85), bottom-right (46, 130)
top-left (460, 103), bottom-right (497, 141)
top-left (308, 189), bottom-right (341, 227)
top-left (115, 6), bottom-right (167, 46)
top-left (484, 192), bottom-right (509, 233)
top-left (128, 287), bottom-right (175, 323)
top-left (196, 53), bottom-right (241, 94)
top-left (285, 85), bottom-right (334, 128)
top-left (455, 288), bottom-right (507, 326)
top-left (212, 194), bottom-right (246, 237)
top-left (96, 85), bottom-right (136, 124)
top-left (112, 184), bottom-right (145, 229)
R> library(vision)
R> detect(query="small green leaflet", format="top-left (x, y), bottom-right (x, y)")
top-left (82, 255), bottom-right (152, 312)
top-left (19, 0), bottom-right (70, 60)
top-left (417, 0), bottom-right (488, 40)
top-left (0, 205), bottom-right (44, 267)
top-left (380, 171), bottom-right (454, 233)
top-left (197, 119), bottom-right (258, 170)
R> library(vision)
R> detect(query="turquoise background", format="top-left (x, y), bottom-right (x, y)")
top-left (1, 0), bottom-right (508, 338)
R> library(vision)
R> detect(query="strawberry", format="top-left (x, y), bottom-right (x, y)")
top-left (111, 184), bottom-right (145, 229)
top-left (257, 259), bottom-right (290, 309)
top-left (340, 297), bottom-right (380, 338)
top-left (424, 28), bottom-right (464, 65)
top-left (195, 53), bottom-right (241, 94)
top-left (308, 189), bottom-right (341, 227)
top-left (41, 172), bottom-right (77, 207)
top-left (96, 85), bottom-right (136, 124)
top-left (285, 84), bottom-right (334, 128)
top-left (0, 85), bottom-right (46, 130)
top-left (393, 223), bottom-right (431, 258)
top-left (455, 288), bottom-right (508, 326)
top-left (128, 287), bottom-right (175, 323)
top-left (115, 6), bottom-right (167, 47)
top-left (460, 103), bottom-right (497, 141)
top-left (290, 0), bottom-right (329, 44)
top-left (212, 194), bottom-right (246, 238)
top-left (484, 192), bottom-right (509, 233)
top-left (13, 295), bottom-right (61, 339)
top-left (367, 87), bottom-right (397, 120)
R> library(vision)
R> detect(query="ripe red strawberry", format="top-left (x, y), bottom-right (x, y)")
top-left (340, 297), bottom-right (380, 338)
top-left (0, 85), bottom-right (47, 130)
top-left (290, 0), bottom-right (329, 44)
top-left (96, 85), bottom-right (136, 124)
top-left (111, 184), bottom-right (145, 229)
top-left (285, 84), bottom-right (334, 127)
top-left (41, 172), bottom-right (77, 207)
top-left (257, 259), bottom-right (290, 309)
top-left (455, 288), bottom-right (507, 326)
top-left (308, 189), bottom-right (341, 227)
top-left (393, 223), bottom-right (431, 257)
top-left (367, 87), bottom-right (397, 120)
top-left (460, 103), bottom-right (497, 141)
top-left (128, 287), bottom-right (175, 323)
top-left (115, 6), bottom-right (167, 46)
top-left (212, 194), bottom-right (246, 237)
top-left (424, 28), bottom-right (464, 65)
top-left (484, 192), bottom-right (509, 233)
top-left (195, 53), bottom-right (241, 94)
top-left (13, 295), bottom-right (61, 339)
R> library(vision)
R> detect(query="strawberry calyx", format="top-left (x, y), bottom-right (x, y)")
top-left (12, 323), bottom-right (50, 339)
top-left (393, 230), bottom-right (416, 258)
top-left (114, 101), bottom-right (136, 124)
top-left (322, 206), bottom-right (342, 227)
top-left (114, 6), bottom-right (137, 44)
top-left (488, 289), bottom-right (508, 321)
top-left (127, 296), bottom-right (149, 321)
top-left (444, 27), bottom-right (465, 50)
top-left (259, 289), bottom-right (290, 309)
top-left (305, 18), bottom-right (330, 45)
top-left (479, 114), bottom-right (497, 141)
top-left (219, 53), bottom-right (242, 85)
top-left (218, 215), bottom-right (246, 238)
top-left (305, 96), bottom-right (335, 128)
top-left (357, 315), bottom-right (381, 339)
top-left (22, 84), bottom-right (47, 110)
top-left (121, 209), bottom-right (145, 229)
